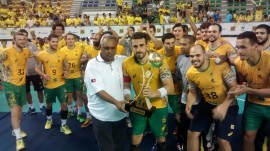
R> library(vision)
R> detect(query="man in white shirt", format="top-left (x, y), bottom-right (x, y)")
top-left (84, 34), bottom-right (127, 151)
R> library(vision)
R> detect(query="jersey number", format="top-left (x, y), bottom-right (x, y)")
top-left (52, 69), bottom-right (57, 75)
top-left (205, 92), bottom-right (218, 99)
top-left (68, 63), bottom-right (75, 68)
top-left (18, 69), bottom-right (24, 75)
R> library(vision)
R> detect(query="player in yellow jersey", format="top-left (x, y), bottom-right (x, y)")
top-left (35, 34), bottom-right (72, 135)
top-left (186, 44), bottom-right (238, 151)
top-left (0, 32), bottom-right (31, 151)
top-left (158, 33), bottom-right (182, 150)
top-left (206, 23), bottom-right (237, 64)
top-left (230, 32), bottom-right (270, 151)
top-left (52, 22), bottom-right (66, 50)
top-left (123, 32), bottom-right (174, 151)
top-left (60, 33), bottom-right (85, 122)
top-left (158, 33), bottom-right (181, 121)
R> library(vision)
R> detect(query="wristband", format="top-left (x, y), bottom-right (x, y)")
top-left (158, 87), bottom-right (167, 98)
top-left (124, 88), bottom-right (131, 96)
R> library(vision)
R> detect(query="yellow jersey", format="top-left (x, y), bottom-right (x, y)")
top-left (205, 43), bottom-right (236, 59)
top-left (1, 46), bottom-right (30, 86)
top-left (187, 59), bottom-right (235, 105)
top-left (57, 37), bottom-right (66, 51)
top-left (60, 45), bottom-right (84, 79)
top-left (157, 47), bottom-right (182, 94)
top-left (84, 45), bottom-right (100, 58)
top-left (36, 50), bottom-right (66, 89)
top-left (123, 54), bottom-right (172, 108)
top-left (234, 51), bottom-right (270, 106)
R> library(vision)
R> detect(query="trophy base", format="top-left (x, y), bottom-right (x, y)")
top-left (125, 100), bottom-right (156, 118)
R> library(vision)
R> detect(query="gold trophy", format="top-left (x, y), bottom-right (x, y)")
top-left (125, 52), bottom-right (163, 117)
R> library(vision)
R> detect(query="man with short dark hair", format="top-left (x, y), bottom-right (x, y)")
top-left (255, 24), bottom-right (270, 50)
top-left (84, 34), bottom-right (127, 151)
top-left (231, 31), bottom-right (270, 151)
top-left (52, 22), bottom-right (66, 50)
top-left (123, 32), bottom-right (174, 151)
top-left (35, 34), bottom-right (71, 135)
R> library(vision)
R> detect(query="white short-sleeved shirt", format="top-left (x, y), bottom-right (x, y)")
top-left (84, 53), bottom-right (127, 121)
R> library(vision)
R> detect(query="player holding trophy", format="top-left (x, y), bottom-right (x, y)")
top-left (123, 32), bottom-right (174, 151)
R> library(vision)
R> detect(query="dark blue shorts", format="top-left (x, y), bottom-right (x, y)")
top-left (189, 100), bottom-right (239, 141)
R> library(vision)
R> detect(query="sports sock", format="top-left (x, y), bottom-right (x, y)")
top-left (67, 105), bottom-right (72, 111)
top-left (28, 104), bottom-right (34, 109)
top-left (77, 107), bottom-right (82, 115)
top-left (13, 129), bottom-right (21, 139)
top-left (86, 112), bottom-right (91, 119)
top-left (61, 110), bottom-right (68, 126)
top-left (40, 103), bottom-right (44, 108)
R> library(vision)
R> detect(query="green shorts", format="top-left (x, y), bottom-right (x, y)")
top-left (44, 84), bottom-right (67, 104)
top-left (168, 95), bottom-right (180, 114)
top-left (4, 82), bottom-right (26, 108)
top-left (244, 102), bottom-right (270, 131)
top-left (132, 107), bottom-right (168, 138)
top-left (65, 78), bottom-right (82, 93)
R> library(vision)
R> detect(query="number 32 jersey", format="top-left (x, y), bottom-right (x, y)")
top-left (1, 47), bottom-right (30, 86)
top-left (187, 59), bottom-right (235, 105)
top-left (37, 50), bottom-right (66, 89)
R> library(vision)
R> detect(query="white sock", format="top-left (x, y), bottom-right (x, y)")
top-left (47, 116), bottom-right (52, 120)
top-left (28, 104), bottom-right (34, 109)
top-left (77, 107), bottom-right (82, 115)
top-left (67, 105), bottom-right (72, 111)
top-left (61, 119), bottom-right (67, 126)
top-left (86, 112), bottom-right (91, 119)
top-left (13, 129), bottom-right (21, 139)
top-left (40, 103), bottom-right (44, 108)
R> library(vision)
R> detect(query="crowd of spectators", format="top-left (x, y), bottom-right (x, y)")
top-left (0, 0), bottom-right (269, 29)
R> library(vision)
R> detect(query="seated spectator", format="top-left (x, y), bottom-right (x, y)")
top-left (142, 8), bottom-right (148, 20)
top-left (237, 12), bottom-right (245, 22)
top-left (55, 2), bottom-right (62, 14)
top-left (207, 8), bottom-right (214, 18)
top-left (33, 15), bottom-right (41, 26)
top-left (0, 17), bottom-right (5, 28)
top-left (66, 16), bottom-right (73, 26)
top-left (123, 2), bottom-right (131, 13)
top-left (74, 14), bottom-right (82, 26)
top-left (127, 13), bottom-right (135, 25)
top-left (134, 13), bottom-right (142, 25)
top-left (169, 14), bottom-right (177, 24)
top-left (107, 13), bottom-right (114, 26)
top-left (46, 16), bottom-right (54, 26)
top-left (159, 12), bottom-right (165, 24)
top-left (164, 12), bottom-right (170, 24)
top-left (100, 13), bottom-right (107, 25)
top-left (93, 16), bottom-right (99, 26)
top-left (213, 9), bottom-right (220, 22)
top-left (116, 0), bottom-right (123, 13)
top-left (114, 14), bottom-right (119, 25)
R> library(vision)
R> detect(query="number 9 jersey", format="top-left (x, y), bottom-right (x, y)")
top-left (187, 58), bottom-right (236, 105)
top-left (36, 50), bottom-right (66, 89)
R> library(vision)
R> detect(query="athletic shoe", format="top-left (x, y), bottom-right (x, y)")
top-left (40, 106), bottom-right (46, 115)
top-left (60, 125), bottom-right (72, 135)
top-left (81, 118), bottom-right (92, 128)
top-left (77, 114), bottom-right (85, 123)
top-left (126, 118), bottom-right (132, 128)
top-left (24, 107), bottom-right (36, 116)
top-left (45, 120), bottom-right (53, 130)
top-left (12, 130), bottom-right (27, 138)
top-left (16, 138), bottom-right (25, 151)
top-left (67, 111), bottom-right (74, 118)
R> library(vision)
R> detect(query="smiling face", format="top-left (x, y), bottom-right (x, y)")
top-left (189, 45), bottom-right (206, 68)
top-left (163, 38), bottom-right (175, 52)
top-left (208, 25), bottom-right (221, 43)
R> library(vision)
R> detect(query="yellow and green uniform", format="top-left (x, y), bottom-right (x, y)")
top-left (158, 47), bottom-right (182, 113)
top-left (36, 50), bottom-right (66, 89)
top-left (246, 15), bottom-right (253, 22)
top-left (1, 47), bottom-right (31, 107)
top-left (134, 17), bottom-right (142, 25)
top-left (123, 55), bottom-right (171, 108)
top-left (66, 18), bottom-right (73, 26)
top-left (234, 51), bottom-right (270, 131)
top-left (73, 18), bottom-right (82, 26)
top-left (123, 55), bottom-right (171, 137)
top-left (60, 45), bottom-right (84, 79)
top-left (60, 45), bottom-right (84, 93)
top-left (159, 14), bottom-right (164, 24)
top-left (127, 15), bottom-right (134, 25)
top-left (255, 10), bottom-right (262, 22)
top-left (114, 17), bottom-right (119, 25)
top-left (187, 59), bottom-right (235, 105)
top-left (234, 51), bottom-right (270, 106)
